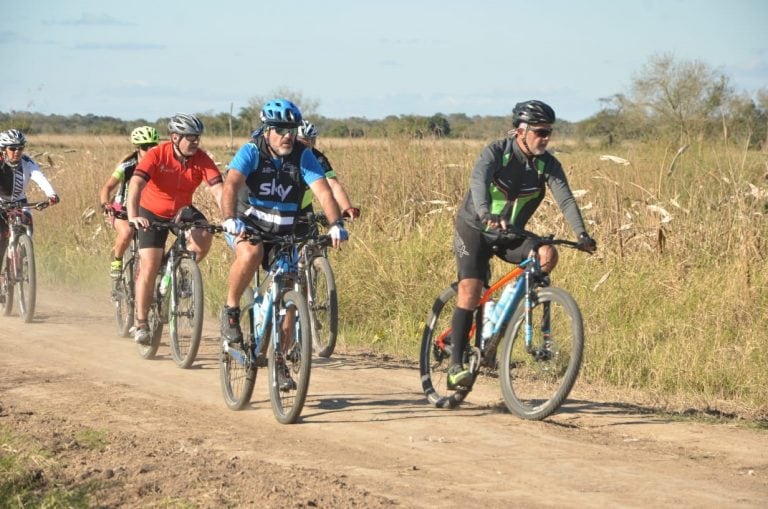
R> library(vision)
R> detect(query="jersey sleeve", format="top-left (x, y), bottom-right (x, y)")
top-left (469, 141), bottom-right (503, 219)
top-left (227, 143), bottom-right (259, 177)
top-left (299, 148), bottom-right (325, 186)
top-left (29, 162), bottom-right (57, 197)
top-left (134, 148), bottom-right (158, 181)
top-left (545, 158), bottom-right (587, 237)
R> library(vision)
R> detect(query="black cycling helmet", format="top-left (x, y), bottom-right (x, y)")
top-left (512, 100), bottom-right (556, 127)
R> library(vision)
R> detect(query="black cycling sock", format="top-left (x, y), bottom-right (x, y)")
top-left (450, 307), bottom-right (474, 366)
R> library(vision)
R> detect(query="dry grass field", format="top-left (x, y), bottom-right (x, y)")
top-left (22, 133), bottom-right (768, 420)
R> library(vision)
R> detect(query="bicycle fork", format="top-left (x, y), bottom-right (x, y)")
top-left (523, 272), bottom-right (553, 360)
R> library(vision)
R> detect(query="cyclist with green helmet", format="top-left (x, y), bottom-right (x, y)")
top-left (99, 126), bottom-right (159, 278)
top-left (446, 100), bottom-right (597, 389)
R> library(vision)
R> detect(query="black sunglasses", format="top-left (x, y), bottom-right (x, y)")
top-left (6, 145), bottom-right (24, 152)
top-left (271, 127), bottom-right (298, 136)
top-left (530, 128), bottom-right (553, 138)
top-left (138, 143), bottom-right (157, 151)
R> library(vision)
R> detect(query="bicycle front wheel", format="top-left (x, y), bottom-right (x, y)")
top-left (169, 258), bottom-right (204, 369)
top-left (419, 285), bottom-right (470, 408)
top-left (307, 256), bottom-right (338, 358)
top-left (220, 285), bottom-right (259, 410)
top-left (113, 249), bottom-right (135, 337)
top-left (268, 290), bottom-right (311, 424)
top-left (499, 286), bottom-right (584, 420)
top-left (16, 235), bottom-right (36, 323)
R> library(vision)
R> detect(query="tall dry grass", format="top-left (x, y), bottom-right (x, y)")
top-left (25, 133), bottom-right (768, 420)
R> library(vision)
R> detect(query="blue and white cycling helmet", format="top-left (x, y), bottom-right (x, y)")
top-left (0, 129), bottom-right (27, 147)
top-left (298, 120), bottom-right (318, 139)
top-left (167, 113), bottom-right (204, 135)
top-left (260, 98), bottom-right (302, 127)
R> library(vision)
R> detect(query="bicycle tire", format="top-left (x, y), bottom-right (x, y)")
top-left (136, 262), bottom-right (163, 360)
top-left (268, 290), bottom-right (312, 424)
top-left (220, 285), bottom-right (260, 410)
top-left (2, 260), bottom-right (14, 316)
top-left (17, 235), bottom-right (36, 323)
top-left (419, 285), bottom-right (470, 408)
top-left (113, 249), bottom-right (135, 337)
top-left (307, 256), bottom-right (338, 358)
top-left (169, 258), bottom-right (204, 369)
top-left (498, 286), bottom-right (584, 420)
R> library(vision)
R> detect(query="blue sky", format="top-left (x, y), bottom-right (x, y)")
top-left (2, 0), bottom-right (766, 123)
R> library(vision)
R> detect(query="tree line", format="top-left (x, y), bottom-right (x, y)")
top-left (2, 55), bottom-right (766, 148)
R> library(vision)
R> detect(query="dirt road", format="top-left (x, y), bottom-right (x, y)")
top-left (0, 288), bottom-right (766, 508)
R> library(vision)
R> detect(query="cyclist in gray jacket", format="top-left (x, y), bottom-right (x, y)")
top-left (447, 100), bottom-right (597, 389)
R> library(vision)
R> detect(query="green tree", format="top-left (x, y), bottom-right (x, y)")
top-left (630, 53), bottom-right (733, 142)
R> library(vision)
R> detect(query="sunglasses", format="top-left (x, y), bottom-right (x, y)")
top-left (530, 128), bottom-right (553, 138)
top-left (6, 145), bottom-right (24, 152)
top-left (271, 127), bottom-right (298, 137)
top-left (138, 143), bottom-right (157, 151)
top-left (182, 134), bottom-right (200, 142)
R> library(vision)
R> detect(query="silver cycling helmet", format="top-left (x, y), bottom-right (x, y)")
top-left (167, 113), bottom-right (204, 135)
top-left (0, 129), bottom-right (27, 147)
top-left (298, 120), bottom-right (318, 139)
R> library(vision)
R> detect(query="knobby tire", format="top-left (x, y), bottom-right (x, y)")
top-left (268, 290), bottom-right (312, 424)
top-left (498, 286), bottom-right (584, 420)
top-left (419, 285), bottom-right (470, 409)
top-left (169, 258), bottom-right (204, 369)
top-left (307, 256), bottom-right (338, 358)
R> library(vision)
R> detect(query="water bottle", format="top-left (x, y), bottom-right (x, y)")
top-left (491, 283), bottom-right (516, 324)
top-left (158, 258), bottom-right (172, 296)
top-left (481, 300), bottom-right (496, 341)
top-left (252, 294), bottom-right (264, 329)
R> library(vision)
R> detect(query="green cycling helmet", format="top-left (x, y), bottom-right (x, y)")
top-left (130, 126), bottom-right (160, 145)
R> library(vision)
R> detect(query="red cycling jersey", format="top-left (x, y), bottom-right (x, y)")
top-left (134, 141), bottom-right (222, 218)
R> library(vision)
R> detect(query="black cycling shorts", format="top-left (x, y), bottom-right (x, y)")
top-left (137, 205), bottom-right (207, 249)
top-left (453, 217), bottom-right (537, 282)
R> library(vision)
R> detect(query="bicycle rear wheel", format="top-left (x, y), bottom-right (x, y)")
top-left (499, 286), bottom-right (584, 420)
top-left (419, 285), bottom-right (470, 408)
top-left (169, 258), bottom-right (204, 368)
top-left (137, 264), bottom-right (163, 360)
top-left (268, 290), bottom-right (311, 424)
top-left (16, 235), bottom-right (36, 323)
top-left (307, 256), bottom-right (338, 358)
top-left (2, 261), bottom-right (14, 316)
top-left (113, 249), bottom-right (135, 337)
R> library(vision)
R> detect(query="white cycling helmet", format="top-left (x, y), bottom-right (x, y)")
top-left (298, 120), bottom-right (318, 139)
top-left (0, 129), bottom-right (27, 147)
top-left (167, 113), bottom-right (204, 135)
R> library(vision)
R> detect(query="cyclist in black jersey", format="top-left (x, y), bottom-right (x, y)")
top-left (447, 100), bottom-right (597, 389)
top-left (296, 120), bottom-right (360, 220)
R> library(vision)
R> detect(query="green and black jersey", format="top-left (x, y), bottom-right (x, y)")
top-left (456, 136), bottom-right (587, 237)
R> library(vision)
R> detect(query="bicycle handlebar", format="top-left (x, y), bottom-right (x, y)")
top-left (484, 226), bottom-right (584, 251)
top-left (0, 200), bottom-right (50, 212)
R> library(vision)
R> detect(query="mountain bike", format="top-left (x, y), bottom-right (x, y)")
top-left (0, 200), bottom-right (50, 323)
top-left (220, 227), bottom-right (322, 424)
top-left (419, 228), bottom-right (587, 420)
top-left (121, 209), bottom-right (219, 368)
top-left (297, 213), bottom-right (338, 358)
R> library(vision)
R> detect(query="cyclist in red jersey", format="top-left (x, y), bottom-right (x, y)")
top-left (127, 113), bottom-right (223, 345)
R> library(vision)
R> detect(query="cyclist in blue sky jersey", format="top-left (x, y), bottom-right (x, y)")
top-left (220, 98), bottom-right (348, 346)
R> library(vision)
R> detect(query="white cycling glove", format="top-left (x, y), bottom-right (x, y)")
top-left (329, 224), bottom-right (349, 242)
top-left (222, 217), bottom-right (245, 235)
